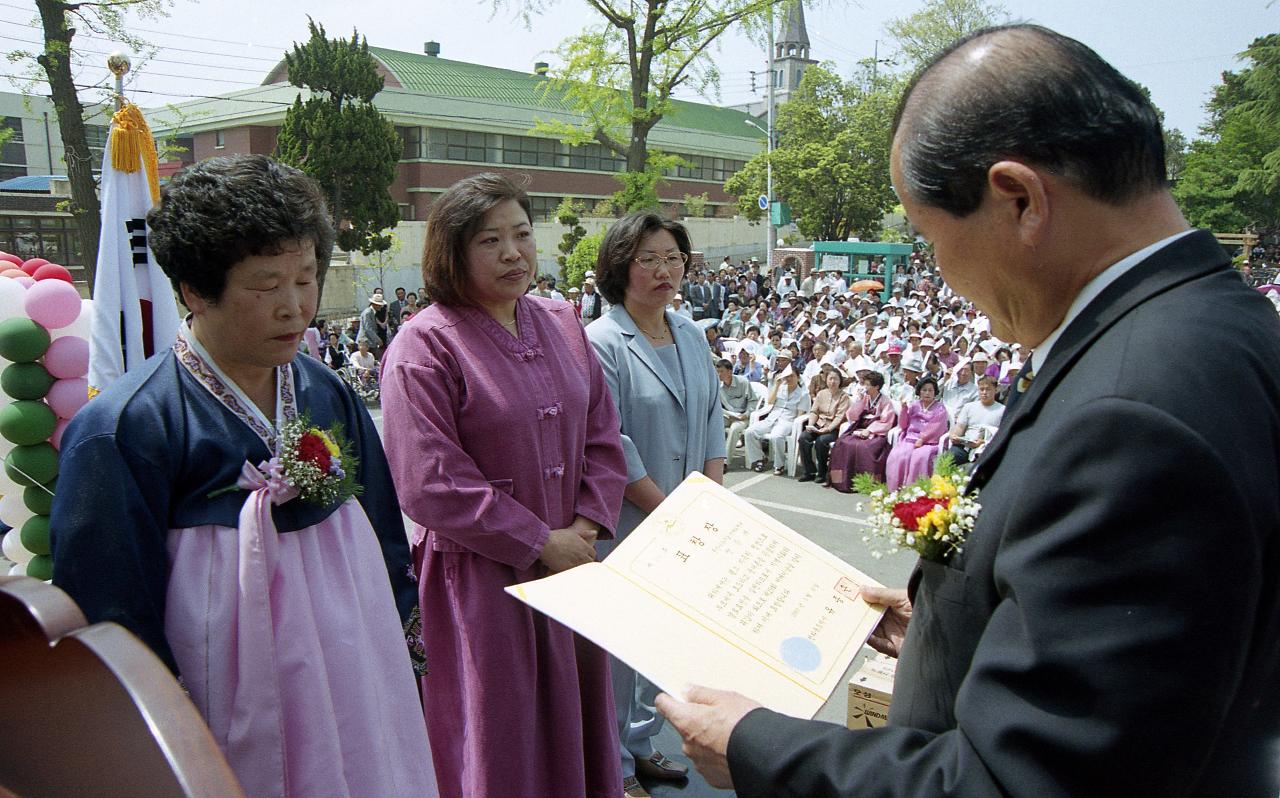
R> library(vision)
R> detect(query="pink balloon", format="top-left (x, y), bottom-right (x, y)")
top-left (33, 263), bottom-right (73, 284)
top-left (50, 418), bottom-right (70, 450)
top-left (14, 276), bottom-right (33, 289)
top-left (44, 335), bottom-right (89, 379)
top-left (1, 268), bottom-right (26, 280)
top-left (24, 279), bottom-right (81, 329)
top-left (0, 252), bottom-right (22, 268)
top-left (21, 258), bottom-right (49, 276)
top-left (46, 378), bottom-right (89, 420)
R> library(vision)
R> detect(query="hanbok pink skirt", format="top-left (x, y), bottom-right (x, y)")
top-left (164, 498), bottom-right (437, 798)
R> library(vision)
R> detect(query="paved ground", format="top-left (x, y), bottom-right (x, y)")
top-left (371, 408), bottom-right (918, 797)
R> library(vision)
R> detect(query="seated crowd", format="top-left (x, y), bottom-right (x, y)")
top-left (706, 255), bottom-right (1015, 492)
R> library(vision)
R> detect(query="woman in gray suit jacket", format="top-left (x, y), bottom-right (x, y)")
top-left (586, 212), bottom-right (726, 798)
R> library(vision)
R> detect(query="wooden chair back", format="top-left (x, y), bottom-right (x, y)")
top-left (0, 576), bottom-right (244, 797)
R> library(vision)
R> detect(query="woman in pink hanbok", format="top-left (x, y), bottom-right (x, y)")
top-left (51, 156), bottom-right (436, 797)
top-left (885, 376), bottom-right (950, 490)
top-left (380, 173), bottom-right (629, 798)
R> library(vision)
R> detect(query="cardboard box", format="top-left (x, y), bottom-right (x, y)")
top-left (846, 654), bottom-right (897, 729)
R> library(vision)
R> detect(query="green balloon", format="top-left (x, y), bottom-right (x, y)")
top-left (20, 514), bottom-right (49, 556)
top-left (0, 318), bottom-right (50, 363)
top-left (2, 362), bottom-right (54, 400)
top-left (0, 400), bottom-right (56, 446)
top-left (24, 553), bottom-right (52, 581)
top-left (5, 443), bottom-right (58, 487)
top-left (23, 479), bottom-right (54, 515)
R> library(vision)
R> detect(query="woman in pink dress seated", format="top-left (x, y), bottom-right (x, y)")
top-left (379, 173), bottom-right (629, 798)
top-left (827, 371), bottom-right (898, 492)
top-left (885, 376), bottom-right (950, 490)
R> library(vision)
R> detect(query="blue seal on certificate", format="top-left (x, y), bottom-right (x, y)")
top-left (780, 636), bottom-right (822, 672)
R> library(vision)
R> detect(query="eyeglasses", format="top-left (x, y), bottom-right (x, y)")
top-left (633, 251), bottom-right (688, 270)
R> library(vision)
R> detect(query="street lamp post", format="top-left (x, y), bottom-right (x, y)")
top-left (744, 115), bottom-right (772, 274)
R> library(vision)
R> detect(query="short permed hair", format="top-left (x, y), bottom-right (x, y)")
top-left (421, 173), bottom-right (532, 306)
top-left (595, 212), bottom-right (692, 306)
top-left (147, 155), bottom-right (334, 305)
top-left (893, 25), bottom-right (1166, 217)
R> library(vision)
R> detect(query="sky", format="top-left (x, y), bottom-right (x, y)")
top-left (1, 0), bottom-right (1276, 139)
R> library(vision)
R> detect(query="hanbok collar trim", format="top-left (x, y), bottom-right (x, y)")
top-left (174, 321), bottom-right (298, 452)
top-left (462, 297), bottom-right (543, 361)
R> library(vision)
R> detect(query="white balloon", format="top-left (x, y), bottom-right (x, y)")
top-left (8, 561), bottom-right (27, 576)
top-left (52, 299), bottom-right (92, 341)
top-left (0, 491), bottom-right (34, 528)
top-left (0, 464), bottom-right (21, 496)
top-left (2, 528), bottom-right (33, 565)
top-left (0, 278), bottom-right (27, 320)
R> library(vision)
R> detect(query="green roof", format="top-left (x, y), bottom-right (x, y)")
top-left (369, 47), bottom-right (764, 141)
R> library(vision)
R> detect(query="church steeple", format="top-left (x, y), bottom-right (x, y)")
top-left (776, 0), bottom-right (811, 61)
top-left (773, 0), bottom-right (816, 98)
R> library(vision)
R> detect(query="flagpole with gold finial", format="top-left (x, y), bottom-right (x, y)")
top-left (107, 51), bottom-right (129, 111)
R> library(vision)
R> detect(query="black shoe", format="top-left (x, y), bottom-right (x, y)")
top-left (752, 460), bottom-right (765, 473)
top-left (797, 474), bottom-right (816, 482)
top-left (773, 466), bottom-right (785, 476)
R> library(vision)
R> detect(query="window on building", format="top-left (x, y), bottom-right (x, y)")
top-left (84, 124), bottom-right (109, 151)
top-left (0, 214), bottom-right (83, 270)
top-left (1, 116), bottom-right (27, 179)
top-left (421, 127), bottom-right (625, 173)
top-left (398, 203), bottom-right (414, 221)
top-left (503, 134), bottom-right (560, 168)
top-left (528, 195), bottom-right (563, 223)
top-left (214, 129), bottom-right (225, 149)
top-left (397, 126), bottom-right (422, 160)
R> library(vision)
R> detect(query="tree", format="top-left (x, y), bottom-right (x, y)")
top-left (10, 0), bottom-right (168, 291)
top-left (555, 197), bottom-right (588, 272)
top-left (1164, 128), bottom-right (1189, 185)
top-left (353, 230), bottom-right (402, 300)
top-left (725, 65), bottom-right (901, 242)
top-left (275, 19), bottom-right (401, 298)
top-left (505, 0), bottom-right (789, 212)
top-left (1172, 35), bottom-right (1280, 238)
top-left (883, 0), bottom-right (1009, 70)
top-left (682, 192), bottom-right (710, 217)
top-left (564, 229), bottom-right (605, 290)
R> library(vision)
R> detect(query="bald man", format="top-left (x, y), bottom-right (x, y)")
top-left (658, 24), bottom-right (1280, 797)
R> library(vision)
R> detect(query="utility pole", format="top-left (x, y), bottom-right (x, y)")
top-left (766, 5), bottom-right (775, 273)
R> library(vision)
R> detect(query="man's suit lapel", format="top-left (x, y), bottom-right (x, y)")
top-left (968, 230), bottom-right (1229, 488)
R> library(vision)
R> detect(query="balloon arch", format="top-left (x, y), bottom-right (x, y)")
top-left (0, 251), bottom-right (92, 580)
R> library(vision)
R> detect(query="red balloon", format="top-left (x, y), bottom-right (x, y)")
top-left (0, 252), bottom-right (22, 268)
top-left (1, 268), bottom-right (27, 280)
top-left (32, 263), bottom-right (73, 284)
top-left (20, 259), bottom-right (47, 276)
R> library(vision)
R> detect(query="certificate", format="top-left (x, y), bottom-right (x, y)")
top-left (506, 473), bottom-right (885, 719)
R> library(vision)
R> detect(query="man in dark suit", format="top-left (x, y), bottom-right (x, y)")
top-left (657, 24), bottom-right (1280, 797)
top-left (705, 275), bottom-right (725, 320)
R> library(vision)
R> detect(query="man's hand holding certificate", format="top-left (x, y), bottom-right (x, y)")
top-left (505, 472), bottom-right (886, 719)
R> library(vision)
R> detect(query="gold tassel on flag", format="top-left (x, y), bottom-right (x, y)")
top-left (107, 102), bottom-right (160, 205)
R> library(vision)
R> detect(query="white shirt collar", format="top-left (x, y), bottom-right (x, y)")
top-left (1030, 229), bottom-right (1195, 375)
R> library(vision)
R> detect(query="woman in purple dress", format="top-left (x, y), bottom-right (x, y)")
top-left (827, 371), bottom-right (898, 491)
top-left (379, 173), bottom-right (629, 798)
top-left (885, 376), bottom-right (950, 490)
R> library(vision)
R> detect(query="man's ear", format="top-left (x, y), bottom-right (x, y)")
top-left (987, 160), bottom-right (1049, 247)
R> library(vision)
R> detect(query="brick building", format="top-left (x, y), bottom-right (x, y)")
top-left (150, 42), bottom-right (765, 224)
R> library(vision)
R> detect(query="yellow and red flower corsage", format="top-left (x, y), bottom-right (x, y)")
top-left (854, 459), bottom-right (979, 563)
top-left (209, 414), bottom-right (361, 507)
